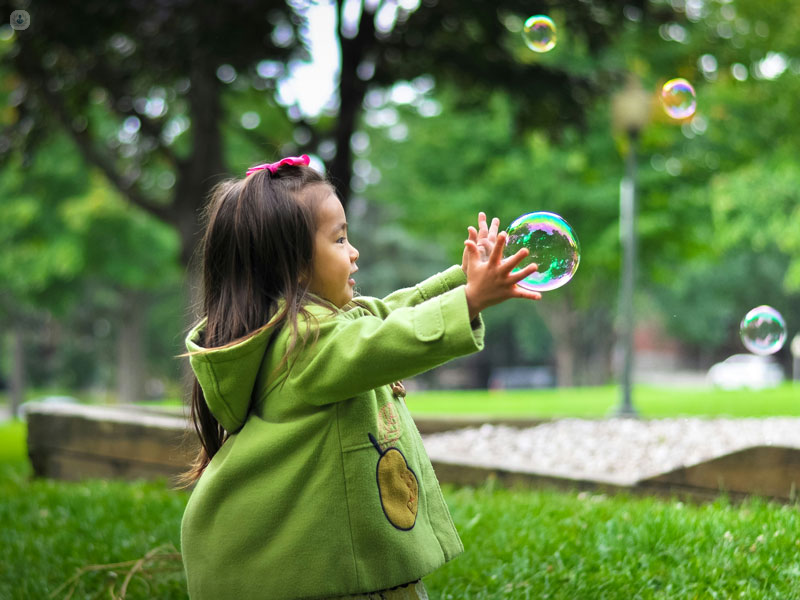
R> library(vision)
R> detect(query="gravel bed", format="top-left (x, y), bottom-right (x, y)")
top-left (421, 418), bottom-right (800, 485)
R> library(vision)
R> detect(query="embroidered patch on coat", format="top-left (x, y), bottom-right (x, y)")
top-left (378, 401), bottom-right (402, 446)
top-left (369, 433), bottom-right (418, 530)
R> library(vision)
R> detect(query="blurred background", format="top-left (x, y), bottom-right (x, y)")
top-left (1, 0), bottom-right (799, 416)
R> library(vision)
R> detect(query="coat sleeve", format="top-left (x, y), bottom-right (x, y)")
top-left (286, 285), bottom-right (484, 405)
top-left (352, 265), bottom-right (468, 319)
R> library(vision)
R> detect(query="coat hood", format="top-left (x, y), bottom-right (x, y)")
top-left (185, 318), bottom-right (276, 434)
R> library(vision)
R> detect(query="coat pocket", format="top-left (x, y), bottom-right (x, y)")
top-left (412, 297), bottom-right (445, 342)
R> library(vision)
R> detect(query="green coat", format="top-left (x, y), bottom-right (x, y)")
top-left (181, 265), bottom-right (485, 599)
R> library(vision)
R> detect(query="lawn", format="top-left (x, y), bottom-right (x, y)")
top-left (406, 384), bottom-right (800, 419)
top-left (4, 418), bottom-right (800, 599)
top-left (5, 383), bottom-right (800, 420)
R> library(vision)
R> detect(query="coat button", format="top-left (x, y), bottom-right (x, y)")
top-left (390, 381), bottom-right (406, 398)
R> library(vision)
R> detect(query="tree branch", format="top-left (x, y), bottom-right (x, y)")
top-left (13, 47), bottom-right (175, 226)
top-left (85, 56), bottom-right (183, 170)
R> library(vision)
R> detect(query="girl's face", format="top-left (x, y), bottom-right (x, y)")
top-left (308, 192), bottom-right (359, 308)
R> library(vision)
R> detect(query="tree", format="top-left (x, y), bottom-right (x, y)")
top-left (358, 0), bottom-right (800, 383)
top-left (2, 0), bottom-right (651, 270)
top-left (9, 0), bottom-right (799, 391)
top-left (363, 92), bottom-right (622, 385)
top-left (0, 0), bottom-right (660, 394)
top-left (0, 128), bottom-right (90, 414)
top-left (0, 129), bottom-right (180, 408)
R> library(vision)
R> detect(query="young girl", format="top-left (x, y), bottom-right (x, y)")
top-left (177, 155), bottom-right (541, 600)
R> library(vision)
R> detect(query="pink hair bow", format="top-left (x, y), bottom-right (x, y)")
top-left (246, 154), bottom-right (310, 177)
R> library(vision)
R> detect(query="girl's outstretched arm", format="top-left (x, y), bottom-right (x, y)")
top-left (283, 285), bottom-right (484, 404)
top-left (356, 265), bottom-right (469, 318)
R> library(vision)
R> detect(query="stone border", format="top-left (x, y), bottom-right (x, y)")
top-left (25, 402), bottom-right (195, 486)
top-left (22, 403), bottom-right (800, 503)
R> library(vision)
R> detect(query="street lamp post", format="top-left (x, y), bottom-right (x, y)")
top-left (611, 77), bottom-right (652, 418)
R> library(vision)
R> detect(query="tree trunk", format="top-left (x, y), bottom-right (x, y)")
top-left (537, 298), bottom-right (577, 387)
top-left (117, 292), bottom-right (147, 404)
top-left (9, 326), bottom-right (26, 420)
top-left (330, 0), bottom-right (376, 208)
top-left (536, 293), bottom-right (615, 387)
top-left (553, 340), bottom-right (576, 388)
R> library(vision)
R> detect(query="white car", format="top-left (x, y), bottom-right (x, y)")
top-left (707, 354), bottom-right (784, 390)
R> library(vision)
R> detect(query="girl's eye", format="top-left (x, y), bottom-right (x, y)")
top-left (337, 237), bottom-right (346, 244)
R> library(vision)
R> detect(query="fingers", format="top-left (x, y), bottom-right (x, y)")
top-left (467, 226), bottom-right (478, 244)
top-left (500, 246), bottom-right (531, 273)
top-left (479, 213), bottom-right (499, 240)
top-left (463, 239), bottom-right (480, 260)
top-left (509, 260), bottom-right (539, 283)
top-left (488, 217), bottom-right (499, 241)
top-left (489, 231), bottom-right (507, 264)
top-left (477, 212), bottom-right (488, 241)
top-left (478, 238), bottom-right (493, 256)
top-left (512, 287), bottom-right (543, 301)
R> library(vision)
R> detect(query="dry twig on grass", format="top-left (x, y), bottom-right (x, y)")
top-left (48, 544), bottom-right (183, 600)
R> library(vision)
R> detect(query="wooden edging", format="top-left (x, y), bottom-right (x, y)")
top-left (22, 403), bottom-right (800, 504)
top-left (429, 455), bottom-right (800, 505)
top-left (412, 416), bottom-right (550, 434)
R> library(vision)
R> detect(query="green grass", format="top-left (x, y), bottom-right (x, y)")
top-left (404, 383), bottom-right (800, 418)
top-left (431, 484), bottom-right (800, 599)
top-left (0, 421), bottom-right (189, 600)
top-left (4, 383), bottom-right (800, 420)
top-left (4, 419), bottom-right (800, 598)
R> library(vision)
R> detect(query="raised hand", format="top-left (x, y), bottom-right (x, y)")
top-left (462, 212), bottom-right (501, 274)
top-left (463, 230), bottom-right (542, 321)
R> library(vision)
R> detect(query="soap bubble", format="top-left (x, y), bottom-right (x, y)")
top-left (523, 15), bottom-right (557, 53)
top-left (740, 305), bottom-right (786, 355)
top-left (661, 78), bottom-right (697, 119)
top-left (503, 212), bottom-right (580, 292)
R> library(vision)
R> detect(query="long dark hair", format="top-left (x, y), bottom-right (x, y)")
top-left (173, 163), bottom-right (334, 490)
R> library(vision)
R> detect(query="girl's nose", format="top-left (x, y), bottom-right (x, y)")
top-left (350, 244), bottom-right (359, 262)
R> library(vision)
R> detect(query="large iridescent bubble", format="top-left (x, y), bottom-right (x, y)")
top-left (503, 212), bottom-right (580, 292)
top-left (661, 78), bottom-right (697, 119)
top-left (740, 305), bottom-right (787, 355)
top-left (523, 15), bottom-right (557, 53)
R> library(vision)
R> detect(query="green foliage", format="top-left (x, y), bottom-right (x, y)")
top-left (710, 150), bottom-right (800, 291)
top-left (0, 126), bottom-right (183, 389)
top-left (360, 0), bottom-right (800, 375)
top-left (58, 172), bottom-right (181, 291)
top-left (0, 133), bottom-right (91, 313)
top-left (366, 92), bottom-right (621, 277)
top-left (0, 131), bottom-right (180, 309)
top-left (4, 0), bottom-right (800, 392)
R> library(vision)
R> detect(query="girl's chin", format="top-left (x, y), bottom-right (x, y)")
top-left (334, 289), bottom-right (354, 308)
